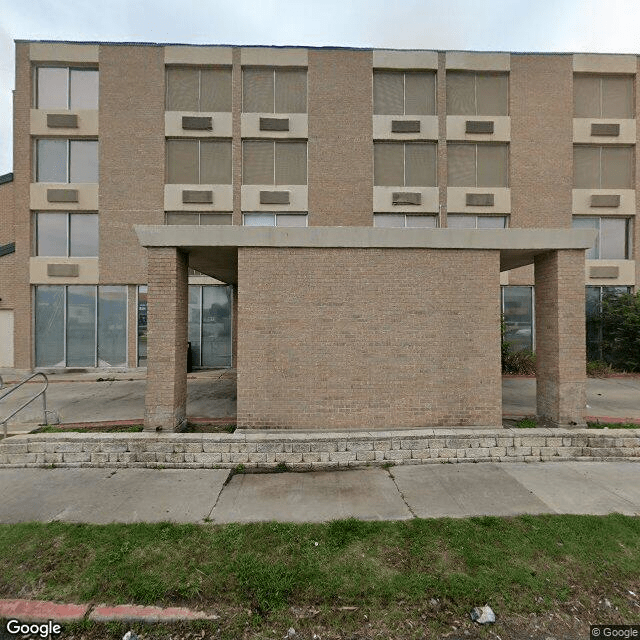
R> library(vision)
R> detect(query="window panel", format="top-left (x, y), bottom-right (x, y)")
top-left (69, 69), bottom-right (99, 110)
top-left (373, 71), bottom-right (404, 115)
top-left (98, 286), bottom-right (127, 367)
top-left (200, 68), bottom-right (232, 112)
top-left (37, 139), bottom-right (67, 182)
top-left (476, 73), bottom-right (508, 116)
top-left (275, 69), bottom-right (307, 113)
top-left (374, 143), bottom-right (404, 186)
top-left (600, 218), bottom-right (629, 259)
top-left (374, 213), bottom-right (405, 228)
top-left (69, 214), bottom-right (98, 257)
top-left (602, 76), bottom-right (634, 118)
top-left (167, 140), bottom-right (199, 184)
top-left (601, 146), bottom-right (633, 189)
top-left (37, 67), bottom-right (68, 109)
top-left (35, 286), bottom-right (65, 366)
top-left (243, 213), bottom-right (276, 226)
top-left (137, 285), bottom-right (147, 366)
top-left (447, 214), bottom-right (476, 229)
top-left (404, 72), bottom-right (435, 116)
top-left (477, 215), bottom-right (507, 229)
top-left (243, 68), bottom-right (274, 113)
top-left (201, 286), bottom-right (232, 368)
top-left (406, 215), bottom-right (437, 228)
top-left (200, 140), bottom-right (232, 184)
top-left (574, 75), bottom-right (600, 118)
top-left (573, 146), bottom-right (601, 188)
top-left (446, 72), bottom-right (476, 115)
top-left (69, 140), bottom-right (99, 183)
top-left (447, 144), bottom-right (476, 186)
top-left (66, 286), bottom-right (96, 367)
top-left (188, 286), bottom-right (202, 367)
top-left (166, 212), bottom-right (199, 225)
top-left (405, 143), bottom-right (436, 187)
top-left (276, 214), bottom-right (308, 227)
top-left (37, 213), bottom-right (68, 256)
top-left (243, 140), bottom-right (274, 184)
top-left (477, 144), bottom-right (508, 187)
top-left (166, 68), bottom-right (199, 111)
top-left (572, 217), bottom-right (600, 259)
top-left (199, 213), bottom-right (233, 225)
top-left (502, 286), bottom-right (533, 352)
top-left (275, 141), bottom-right (307, 184)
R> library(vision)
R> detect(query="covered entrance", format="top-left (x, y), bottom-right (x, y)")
top-left (135, 225), bottom-right (596, 432)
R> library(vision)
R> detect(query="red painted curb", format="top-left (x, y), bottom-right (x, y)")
top-left (89, 604), bottom-right (218, 622)
top-left (0, 599), bottom-right (88, 622)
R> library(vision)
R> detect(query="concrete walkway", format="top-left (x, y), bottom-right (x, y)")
top-left (0, 461), bottom-right (638, 524)
top-left (1, 371), bottom-right (639, 431)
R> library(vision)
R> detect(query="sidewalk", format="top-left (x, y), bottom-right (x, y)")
top-left (0, 461), bottom-right (638, 525)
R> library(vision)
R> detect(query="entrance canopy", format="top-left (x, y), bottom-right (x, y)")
top-left (135, 226), bottom-right (597, 284)
top-left (135, 225), bottom-right (596, 432)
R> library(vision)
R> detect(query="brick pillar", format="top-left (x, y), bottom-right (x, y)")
top-left (534, 249), bottom-right (586, 427)
top-left (144, 247), bottom-right (188, 431)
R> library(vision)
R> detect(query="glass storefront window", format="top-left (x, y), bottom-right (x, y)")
top-left (502, 286), bottom-right (534, 352)
top-left (137, 286), bottom-right (147, 366)
top-left (35, 285), bottom-right (127, 367)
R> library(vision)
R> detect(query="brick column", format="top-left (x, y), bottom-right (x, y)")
top-left (534, 249), bottom-right (586, 427)
top-left (144, 247), bottom-right (188, 431)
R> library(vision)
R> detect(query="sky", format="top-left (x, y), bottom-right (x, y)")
top-left (1, 0), bottom-right (640, 174)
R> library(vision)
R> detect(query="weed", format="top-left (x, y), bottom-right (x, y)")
top-left (234, 464), bottom-right (246, 474)
top-left (275, 462), bottom-right (288, 473)
top-left (514, 418), bottom-right (538, 429)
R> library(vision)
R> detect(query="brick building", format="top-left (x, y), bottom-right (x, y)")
top-left (2, 41), bottom-right (635, 430)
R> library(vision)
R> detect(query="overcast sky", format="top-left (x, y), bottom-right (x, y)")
top-left (1, 0), bottom-right (640, 174)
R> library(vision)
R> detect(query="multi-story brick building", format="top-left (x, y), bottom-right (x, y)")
top-left (1, 40), bottom-right (634, 430)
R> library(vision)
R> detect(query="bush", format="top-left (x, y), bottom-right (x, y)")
top-left (586, 360), bottom-right (614, 378)
top-left (600, 291), bottom-right (640, 372)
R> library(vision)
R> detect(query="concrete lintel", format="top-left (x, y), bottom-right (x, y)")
top-left (135, 225), bottom-right (597, 252)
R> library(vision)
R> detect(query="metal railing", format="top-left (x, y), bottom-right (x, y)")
top-left (0, 372), bottom-right (51, 439)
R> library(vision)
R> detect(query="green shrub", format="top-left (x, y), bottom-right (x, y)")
top-left (600, 291), bottom-right (640, 372)
top-left (586, 360), bottom-right (614, 378)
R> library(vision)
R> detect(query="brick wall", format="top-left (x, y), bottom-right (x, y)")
top-left (237, 247), bottom-right (502, 429)
top-left (144, 247), bottom-right (188, 430)
top-left (0, 180), bottom-right (15, 311)
top-left (307, 50), bottom-right (373, 226)
top-left (12, 43), bottom-right (32, 369)
top-left (535, 249), bottom-right (586, 426)
top-left (98, 45), bottom-right (165, 285)
top-left (508, 54), bottom-right (573, 287)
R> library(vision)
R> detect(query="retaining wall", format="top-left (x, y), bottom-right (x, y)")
top-left (1, 428), bottom-right (639, 469)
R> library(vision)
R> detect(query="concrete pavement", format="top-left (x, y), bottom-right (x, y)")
top-left (0, 461), bottom-right (639, 524)
top-left (1, 372), bottom-right (639, 432)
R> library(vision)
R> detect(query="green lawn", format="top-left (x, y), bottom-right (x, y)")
top-left (1, 516), bottom-right (639, 621)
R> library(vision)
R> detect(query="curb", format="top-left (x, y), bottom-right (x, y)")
top-left (0, 599), bottom-right (217, 623)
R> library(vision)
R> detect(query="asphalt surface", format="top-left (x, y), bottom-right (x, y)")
top-left (0, 461), bottom-right (639, 524)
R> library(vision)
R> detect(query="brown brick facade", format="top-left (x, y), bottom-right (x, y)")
top-left (98, 45), bottom-right (165, 285)
top-left (535, 249), bottom-right (587, 426)
top-left (237, 247), bottom-right (502, 429)
top-left (12, 43), bottom-right (33, 370)
top-left (307, 50), bottom-right (373, 226)
top-left (0, 180), bottom-right (15, 312)
top-left (144, 247), bottom-right (188, 430)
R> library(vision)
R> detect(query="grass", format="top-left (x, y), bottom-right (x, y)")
top-left (513, 418), bottom-right (639, 429)
top-left (33, 424), bottom-right (144, 433)
top-left (0, 515), bottom-right (639, 624)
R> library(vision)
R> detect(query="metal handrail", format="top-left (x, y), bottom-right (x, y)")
top-left (0, 372), bottom-right (50, 439)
